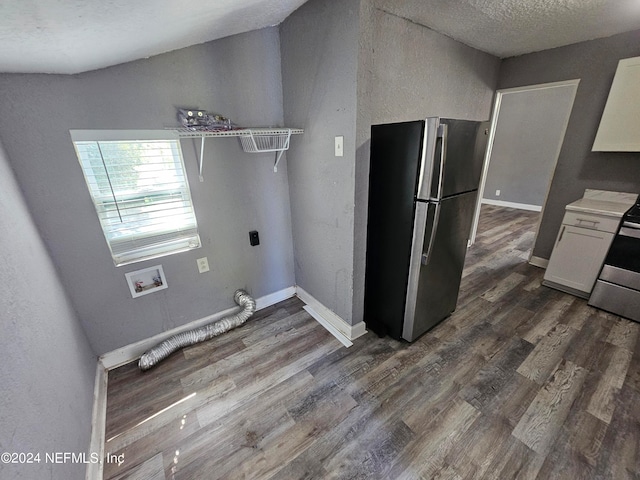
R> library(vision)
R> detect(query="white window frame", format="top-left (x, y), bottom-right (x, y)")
top-left (71, 130), bottom-right (201, 266)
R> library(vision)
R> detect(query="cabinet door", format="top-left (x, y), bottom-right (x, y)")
top-left (544, 225), bottom-right (614, 294)
top-left (592, 56), bottom-right (640, 151)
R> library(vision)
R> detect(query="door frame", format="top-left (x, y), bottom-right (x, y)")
top-left (469, 79), bottom-right (580, 261)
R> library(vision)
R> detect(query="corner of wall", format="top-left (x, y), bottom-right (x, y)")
top-left (280, 0), bottom-right (361, 325)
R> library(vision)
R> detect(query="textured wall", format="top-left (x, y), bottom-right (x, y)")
top-left (352, 0), bottom-right (375, 326)
top-left (367, 9), bottom-right (500, 124)
top-left (282, 2), bottom-right (500, 328)
top-left (351, 6), bottom-right (501, 323)
top-left (498, 30), bottom-right (640, 259)
top-left (483, 83), bottom-right (578, 207)
top-left (281, 0), bottom-right (360, 324)
top-left (0, 28), bottom-right (295, 354)
top-left (0, 140), bottom-right (96, 480)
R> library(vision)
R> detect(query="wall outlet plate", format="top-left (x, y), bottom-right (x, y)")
top-left (335, 136), bottom-right (344, 157)
top-left (197, 257), bottom-right (209, 273)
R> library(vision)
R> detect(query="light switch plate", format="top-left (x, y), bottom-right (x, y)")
top-left (197, 257), bottom-right (209, 273)
top-left (335, 136), bottom-right (344, 157)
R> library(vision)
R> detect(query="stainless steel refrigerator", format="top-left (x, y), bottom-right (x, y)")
top-left (364, 117), bottom-right (489, 341)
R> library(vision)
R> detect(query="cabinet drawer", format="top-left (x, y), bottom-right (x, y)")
top-left (562, 211), bottom-right (621, 233)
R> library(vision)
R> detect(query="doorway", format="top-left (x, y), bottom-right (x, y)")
top-left (470, 79), bottom-right (580, 262)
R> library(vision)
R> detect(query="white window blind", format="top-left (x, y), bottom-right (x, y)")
top-left (72, 135), bottom-right (200, 266)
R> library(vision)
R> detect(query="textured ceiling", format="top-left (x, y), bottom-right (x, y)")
top-left (375, 0), bottom-right (640, 58)
top-left (1, 0), bottom-right (640, 74)
top-left (0, 0), bottom-right (309, 74)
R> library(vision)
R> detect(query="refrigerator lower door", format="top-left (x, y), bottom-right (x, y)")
top-left (403, 191), bottom-right (477, 341)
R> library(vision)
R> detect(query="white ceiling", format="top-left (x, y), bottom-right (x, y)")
top-left (1, 0), bottom-right (640, 74)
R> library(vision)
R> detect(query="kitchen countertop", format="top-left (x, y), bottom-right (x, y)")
top-left (565, 189), bottom-right (637, 218)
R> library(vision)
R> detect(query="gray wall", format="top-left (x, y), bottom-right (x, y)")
top-left (0, 140), bottom-right (96, 480)
top-left (483, 83), bottom-right (578, 207)
top-left (498, 30), bottom-right (640, 259)
top-left (352, 5), bottom-right (501, 322)
top-left (366, 8), bottom-right (500, 124)
top-left (281, 0), bottom-right (360, 323)
top-left (0, 27), bottom-right (295, 354)
top-left (281, 2), bottom-right (501, 327)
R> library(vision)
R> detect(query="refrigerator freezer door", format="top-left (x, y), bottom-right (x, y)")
top-left (403, 191), bottom-right (478, 341)
top-left (432, 119), bottom-right (489, 199)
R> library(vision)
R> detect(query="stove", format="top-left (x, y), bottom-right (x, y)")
top-left (623, 203), bottom-right (640, 227)
top-left (589, 200), bottom-right (640, 322)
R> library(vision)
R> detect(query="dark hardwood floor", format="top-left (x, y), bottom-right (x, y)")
top-left (104, 204), bottom-right (640, 479)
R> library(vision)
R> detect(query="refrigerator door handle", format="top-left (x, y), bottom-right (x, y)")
top-left (403, 201), bottom-right (429, 339)
top-left (430, 124), bottom-right (448, 202)
top-left (422, 202), bottom-right (441, 266)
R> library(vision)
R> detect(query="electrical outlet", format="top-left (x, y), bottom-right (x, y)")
top-left (197, 257), bottom-right (209, 273)
top-left (249, 231), bottom-right (260, 246)
top-left (335, 136), bottom-right (344, 157)
top-left (496, 189), bottom-right (501, 196)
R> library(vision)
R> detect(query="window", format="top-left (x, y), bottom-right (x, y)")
top-left (71, 130), bottom-right (200, 266)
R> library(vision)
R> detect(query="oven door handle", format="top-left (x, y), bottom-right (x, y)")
top-left (619, 226), bottom-right (640, 239)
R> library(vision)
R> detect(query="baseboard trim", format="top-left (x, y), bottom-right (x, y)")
top-left (303, 306), bottom-right (353, 347)
top-left (255, 286), bottom-right (296, 310)
top-left (529, 256), bottom-right (549, 268)
top-left (86, 360), bottom-right (107, 480)
top-left (481, 198), bottom-right (542, 212)
top-left (295, 286), bottom-right (367, 346)
top-left (99, 286), bottom-right (297, 370)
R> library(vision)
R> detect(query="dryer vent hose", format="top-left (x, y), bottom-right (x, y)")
top-left (138, 289), bottom-right (256, 370)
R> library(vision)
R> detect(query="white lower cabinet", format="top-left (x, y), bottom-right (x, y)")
top-left (543, 211), bottom-right (618, 298)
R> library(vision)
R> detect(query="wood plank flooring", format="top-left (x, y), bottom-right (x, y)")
top-left (104, 204), bottom-right (640, 479)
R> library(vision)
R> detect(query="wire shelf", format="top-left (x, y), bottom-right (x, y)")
top-left (173, 127), bottom-right (303, 176)
top-left (174, 127), bottom-right (303, 138)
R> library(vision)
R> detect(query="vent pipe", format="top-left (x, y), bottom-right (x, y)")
top-left (139, 289), bottom-right (256, 370)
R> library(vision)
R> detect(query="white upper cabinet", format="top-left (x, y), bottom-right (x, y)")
top-left (592, 56), bottom-right (640, 152)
